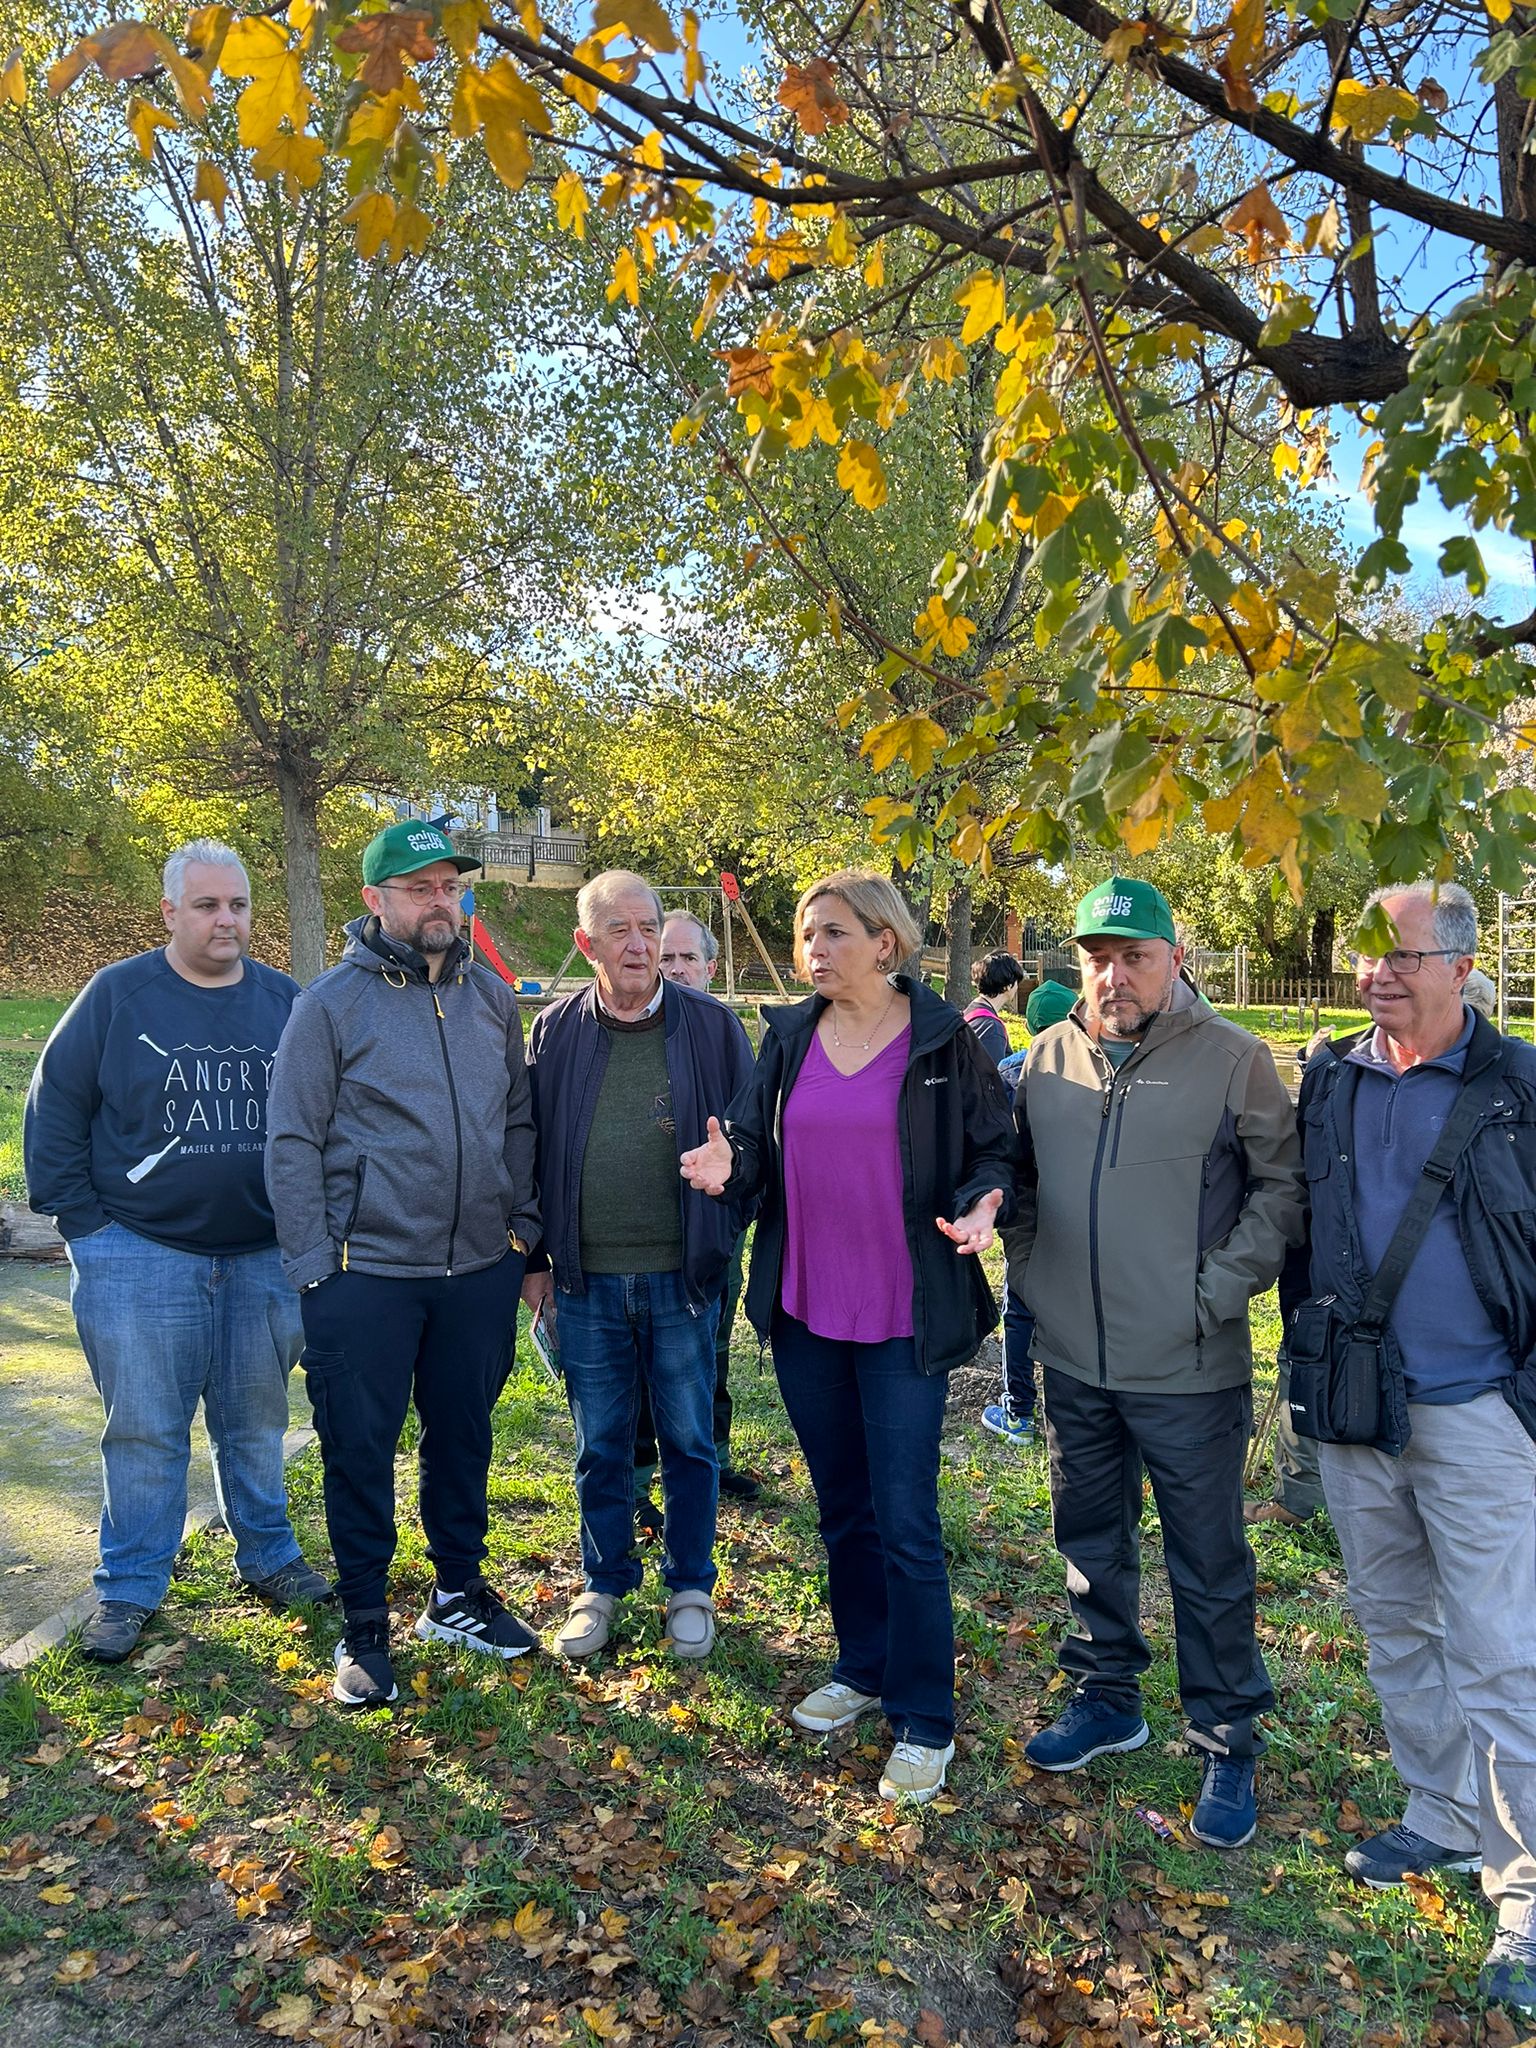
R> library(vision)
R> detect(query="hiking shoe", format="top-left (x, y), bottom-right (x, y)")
top-left (79, 1602), bottom-right (154, 1665)
top-left (1025, 1693), bottom-right (1149, 1772)
top-left (1344, 1823), bottom-right (1482, 1889)
top-left (634, 1496), bottom-right (664, 1544)
top-left (879, 1739), bottom-right (956, 1805)
top-left (1478, 1928), bottom-right (1536, 2016)
top-left (1243, 1500), bottom-right (1305, 1528)
top-left (719, 1464), bottom-right (761, 1500)
top-left (981, 1401), bottom-right (1035, 1446)
top-left (1190, 1754), bottom-right (1257, 1849)
top-left (556, 1590), bottom-right (618, 1660)
top-left (664, 1589), bottom-right (716, 1660)
top-left (244, 1558), bottom-right (336, 1607)
top-left (792, 1681), bottom-right (881, 1734)
top-left (333, 1616), bottom-right (398, 1708)
top-left (414, 1578), bottom-right (538, 1658)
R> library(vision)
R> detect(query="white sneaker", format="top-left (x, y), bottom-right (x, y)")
top-left (878, 1739), bottom-right (956, 1804)
top-left (791, 1681), bottom-right (880, 1733)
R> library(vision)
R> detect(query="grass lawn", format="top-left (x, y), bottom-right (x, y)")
top-left (0, 1287), bottom-right (1508, 2048)
top-left (0, 998), bottom-right (67, 1205)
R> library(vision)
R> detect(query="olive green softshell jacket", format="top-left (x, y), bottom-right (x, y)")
top-left (1005, 984), bottom-right (1306, 1393)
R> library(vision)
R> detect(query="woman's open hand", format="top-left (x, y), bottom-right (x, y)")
top-left (680, 1115), bottom-right (734, 1196)
top-left (936, 1188), bottom-right (1003, 1255)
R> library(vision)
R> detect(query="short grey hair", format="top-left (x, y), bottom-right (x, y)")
top-left (664, 911), bottom-right (719, 964)
top-left (577, 869), bottom-right (665, 934)
top-left (1363, 880), bottom-right (1478, 959)
top-left (162, 839), bottom-right (249, 906)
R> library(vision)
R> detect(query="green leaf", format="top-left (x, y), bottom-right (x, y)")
top-left (1437, 535), bottom-right (1488, 595)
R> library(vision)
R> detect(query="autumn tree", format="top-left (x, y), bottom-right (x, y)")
top-left (0, 28), bottom-right (585, 978)
top-left (14, 0), bottom-right (1536, 926)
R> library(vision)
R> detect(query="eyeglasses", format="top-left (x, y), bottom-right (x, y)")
top-left (378, 879), bottom-right (466, 906)
top-left (1347, 948), bottom-right (1461, 975)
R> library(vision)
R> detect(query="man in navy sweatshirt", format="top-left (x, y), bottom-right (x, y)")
top-left (24, 840), bottom-right (330, 1664)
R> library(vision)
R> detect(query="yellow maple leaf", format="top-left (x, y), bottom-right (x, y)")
top-left (607, 246), bottom-right (640, 305)
top-left (126, 93), bottom-right (179, 158)
top-left (825, 212), bottom-right (857, 268)
top-left (193, 157), bottom-right (229, 221)
top-left (592, 0), bottom-right (677, 53)
top-left (1118, 761), bottom-right (1187, 855)
top-left (186, 5), bottom-right (233, 69)
top-left (1103, 19), bottom-right (1147, 60)
top-left (514, 1899), bottom-right (553, 1936)
top-left (219, 16), bottom-right (311, 147)
top-left (367, 1826), bottom-right (406, 1869)
top-left (250, 124), bottom-right (324, 187)
top-left (862, 712), bottom-right (947, 777)
top-left (1215, 0), bottom-right (1264, 113)
top-left (954, 270), bottom-right (1005, 344)
top-left (343, 189), bottom-right (396, 258)
top-left (333, 9), bottom-right (435, 93)
top-left (682, 7), bottom-right (704, 93)
top-left (837, 436), bottom-right (887, 510)
top-left (920, 336), bottom-right (964, 383)
top-left (53, 1951), bottom-right (97, 1985)
top-left (691, 269), bottom-right (732, 339)
top-left (554, 168), bottom-right (589, 238)
top-left (388, 197), bottom-right (432, 258)
top-left (440, 0), bottom-right (485, 60)
top-left (1329, 77), bottom-right (1423, 142)
top-left (38, 1883), bottom-right (76, 1905)
top-left (456, 57), bottom-right (549, 190)
top-left (635, 126), bottom-right (664, 170)
top-left (864, 240), bottom-right (885, 289)
top-left (257, 1994), bottom-right (316, 2039)
top-left (2, 48), bottom-right (27, 105)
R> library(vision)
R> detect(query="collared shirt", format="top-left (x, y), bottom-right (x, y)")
top-left (1345, 1004), bottom-right (1510, 1403)
top-left (595, 977), bottom-right (664, 1023)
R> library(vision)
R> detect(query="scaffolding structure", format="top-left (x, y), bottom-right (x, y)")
top-left (1496, 894), bottom-right (1536, 1036)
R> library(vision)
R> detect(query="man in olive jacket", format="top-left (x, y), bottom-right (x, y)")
top-left (1008, 878), bottom-right (1304, 1849)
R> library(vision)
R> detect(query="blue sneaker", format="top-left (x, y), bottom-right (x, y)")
top-left (1190, 1753), bottom-right (1257, 1849)
top-left (1478, 1928), bottom-right (1536, 2018)
top-left (1025, 1692), bottom-right (1150, 1772)
top-left (981, 1402), bottom-right (1036, 1446)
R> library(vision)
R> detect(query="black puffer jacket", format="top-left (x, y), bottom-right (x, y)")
top-left (721, 977), bottom-right (1018, 1374)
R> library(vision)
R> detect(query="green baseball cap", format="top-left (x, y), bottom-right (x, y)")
top-left (1025, 978), bottom-right (1078, 1033)
top-left (361, 819), bottom-right (479, 886)
top-left (1071, 876), bottom-right (1177, 946)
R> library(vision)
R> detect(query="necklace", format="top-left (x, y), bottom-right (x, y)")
top-left (830, 985), bottom-right (897, 1052)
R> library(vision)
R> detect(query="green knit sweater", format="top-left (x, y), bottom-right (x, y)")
top-left (578, 1013), bottom-right (684, 1274)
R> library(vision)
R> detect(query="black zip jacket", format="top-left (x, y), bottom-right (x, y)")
top-left (721, 977), bottom-right (1018, 1374)
top-left (525, 979), bottom-right (756, 1308)
top-left (1279, 1011), bottom-right (1536, 1453)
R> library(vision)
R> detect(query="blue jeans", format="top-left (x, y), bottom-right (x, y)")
top-left (558, 1271), bottom-right (719, 1597)
top-left (1003, 1288), bottom-right (1038, 1419)
top-left (771, 1311), bottom-right (955, 1746)
top-left (67, 1222), bottom-right (303, 1609)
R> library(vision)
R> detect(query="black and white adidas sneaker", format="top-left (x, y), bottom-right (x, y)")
top-left (414, 1577), bottom-right (539, 1658)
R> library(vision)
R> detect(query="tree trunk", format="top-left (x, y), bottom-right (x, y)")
top-left (892, 856), bottom-right (933, 981)
top-left (1310, 906), bottom-right (1336, 979)
top-left (277, 764), bottom-right (329, 984)
top-left (944, 882), bottom-right (974, 1006)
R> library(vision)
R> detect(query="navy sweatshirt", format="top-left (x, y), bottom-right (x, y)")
top-left (24, 950), bottom-right (298, 1255)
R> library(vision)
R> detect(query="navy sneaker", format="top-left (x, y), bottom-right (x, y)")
top-left (333, 1616), bottom-right (398, 1708)
top-left (1478, 1928), bottom-right (1536, 2017)
top-left (1025, 1692), bottom-right (1149, 1772)
top-left (1190, 1753), bottom-right (1257, 1849)
top-left (1344, 1822), bottom-right (1482, 1889)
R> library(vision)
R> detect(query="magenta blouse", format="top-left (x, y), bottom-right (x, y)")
top-left (779, 1026), bottom-right (914, 1342)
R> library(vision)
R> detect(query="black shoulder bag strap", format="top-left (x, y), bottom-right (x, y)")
top-left (1353, 1046), bottom-right (1511, 1338)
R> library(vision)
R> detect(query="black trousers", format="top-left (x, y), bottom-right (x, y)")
top-left (1041, 1368), bottom-right (1274, 1757)
top-left (299, 1253), bottom-right (524, 1616)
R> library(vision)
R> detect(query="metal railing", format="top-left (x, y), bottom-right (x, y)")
top-left (471, 833), bottom-right (588, 868)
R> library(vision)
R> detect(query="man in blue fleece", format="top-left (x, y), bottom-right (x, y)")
top-left (24, 840), bottom-right (330, 1664)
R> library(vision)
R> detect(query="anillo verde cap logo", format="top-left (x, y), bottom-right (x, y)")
top-left (1070, 875), bottom-right (1177, 945)
top-left (362, 818), bottom-right (481, 886)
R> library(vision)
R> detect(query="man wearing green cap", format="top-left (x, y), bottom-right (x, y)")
top-left (1008, 876), bottom-right (1304, 1849)
top-left (266, 818), bottom-right (541, 1708)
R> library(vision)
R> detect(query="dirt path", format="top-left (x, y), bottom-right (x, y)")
top-left (0, 1261), bottom-right (311, 1652)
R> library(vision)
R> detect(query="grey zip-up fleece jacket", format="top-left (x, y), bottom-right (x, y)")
top-left (265, 917), bottom-right (538, 1286)
top-left (1007, 982), bottom-right (1304, 1392)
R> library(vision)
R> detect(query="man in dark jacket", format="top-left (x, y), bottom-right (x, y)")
top-left (1283, 881), bottom-right (1536, 2022)
top-left (1010, 878), bottom-right (1305, 1851)
top-left (266, 820), bottom-right (540, 1708)
top-left (523, 872), bottom-right (755, 1664)
top-left (25, 840), bottom-right (330, 1664)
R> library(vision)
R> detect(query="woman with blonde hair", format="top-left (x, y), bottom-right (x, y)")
top-left (681, 870), bottom-right (1016, 1804)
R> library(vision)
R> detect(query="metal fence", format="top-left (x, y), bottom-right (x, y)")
top-left (474, 833), bottom-right (588, 870)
